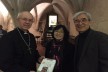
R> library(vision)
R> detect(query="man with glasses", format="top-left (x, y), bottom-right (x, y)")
top-left (0, 11), bottom-right (44, 72)
top-left (73, 11), bottom-right (108, 72)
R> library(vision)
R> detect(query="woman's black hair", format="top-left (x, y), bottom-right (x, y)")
top-left (52, 24), bottom-right (69, 41)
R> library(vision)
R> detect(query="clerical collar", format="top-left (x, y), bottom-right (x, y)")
top-left (24, 32), bottom-right (28, 34)
top-left (17, 28), bottom-right (29, 34)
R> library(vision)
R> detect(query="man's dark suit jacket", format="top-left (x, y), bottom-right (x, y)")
top-left (75, 29), bottom-right (108, 72)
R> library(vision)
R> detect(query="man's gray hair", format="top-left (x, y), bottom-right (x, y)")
top-left (17, 11), bottom-right (33, 19)
top-left (72, 11), bottom-right (92, 21)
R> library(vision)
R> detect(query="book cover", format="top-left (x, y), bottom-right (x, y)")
top-left (37, 58), bottom-right (56, 72)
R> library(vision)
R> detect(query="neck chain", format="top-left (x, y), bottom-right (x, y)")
top-left (17, 28), bottom-right (32, 54)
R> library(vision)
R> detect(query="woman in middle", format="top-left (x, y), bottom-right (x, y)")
top-left (45, 24), bottom-right (75, 72)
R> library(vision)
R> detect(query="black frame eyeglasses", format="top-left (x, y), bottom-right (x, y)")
top-left (74, 18), bottom-right (89, 24)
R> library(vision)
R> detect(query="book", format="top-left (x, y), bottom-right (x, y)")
top-left (37, 58), bottom-right (56, 72)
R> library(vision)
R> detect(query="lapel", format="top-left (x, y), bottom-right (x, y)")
top-left (79, 29), bottom-right (95, 63)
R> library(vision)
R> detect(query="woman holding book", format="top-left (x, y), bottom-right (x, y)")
top-left (45, 24), bottom-right (75, 72)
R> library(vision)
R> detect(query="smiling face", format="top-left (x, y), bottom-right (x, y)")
top-left (54, 28), bottom-right (64, 40)
top-left (73, 14), bottom-right (91, 33)
top-left (17, 11), bottom-right (34, 32)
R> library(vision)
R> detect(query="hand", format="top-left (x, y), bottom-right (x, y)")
top-left (41, 67), bottom-right (48, 72)
top-left (38, 56), bottom-right (45, 63)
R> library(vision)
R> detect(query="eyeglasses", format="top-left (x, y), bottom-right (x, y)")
top-left (73, 18), bottom-right (89, 24)
top-left (20, 18), bottom-right (34, 23)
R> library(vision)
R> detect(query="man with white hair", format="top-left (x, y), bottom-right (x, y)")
top-left (0, 11), bottom-right (44, 72)
top-left (73, 11), bottom-right (108, 72)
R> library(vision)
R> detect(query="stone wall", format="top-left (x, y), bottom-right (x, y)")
top-left (84, 0), bottom-right (108, 34)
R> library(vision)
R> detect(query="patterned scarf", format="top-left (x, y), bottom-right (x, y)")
top-left (50, 40), bottom-right (64, 72)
